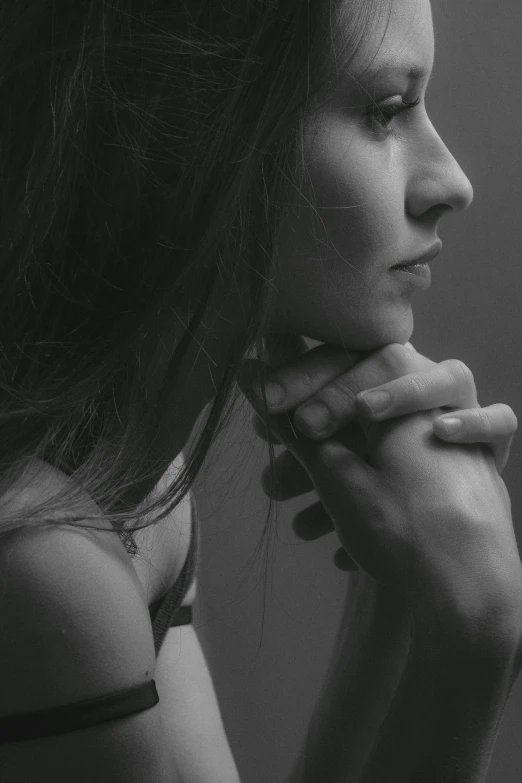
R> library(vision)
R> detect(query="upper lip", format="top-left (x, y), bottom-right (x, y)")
top-left (391, 242), bottom-right (443, 269)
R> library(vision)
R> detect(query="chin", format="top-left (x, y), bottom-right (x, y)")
top-left (299, 316), bottom-right (414, 355)
top-left (268, 302), bottom-right (415, 354)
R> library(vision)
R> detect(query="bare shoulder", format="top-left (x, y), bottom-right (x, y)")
top-left (0, 508), bottom-right (150, 714)
top-left (0, 462), bottom-right (180, 781)
top-left (0, 479), bottom-right (151, 717)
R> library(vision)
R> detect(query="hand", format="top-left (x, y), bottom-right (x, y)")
top-left (237, 337), bottom-right (522, 634)
top-left (253, 335), bottom-right (517, 475)
top-left (240, 335), bottom-right (517, 572)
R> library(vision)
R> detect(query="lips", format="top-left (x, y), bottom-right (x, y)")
top-left (391, 241), bottom-right (442, 269)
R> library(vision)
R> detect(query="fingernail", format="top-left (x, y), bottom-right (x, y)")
top-left (357, 390), bottom-right (391, 416)
top-left (295, 401), bottom-right (330, 433)
top-left (437, 417), bottom-right (462, 435)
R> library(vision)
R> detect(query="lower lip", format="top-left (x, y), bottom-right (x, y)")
top-left (390, 262), bottom-right (431, 289)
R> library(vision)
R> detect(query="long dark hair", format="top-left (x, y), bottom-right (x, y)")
top-left (0, 0), bottom-right (391, 623)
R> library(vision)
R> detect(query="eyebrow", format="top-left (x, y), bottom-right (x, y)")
top-left (367, 59), bottom-right (431, 81)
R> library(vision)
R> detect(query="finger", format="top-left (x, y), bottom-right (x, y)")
top-left (292, 343), bottom-right (435, 439)
top-left (238, 359), bottom-right (370, 462)
top-left (293, 502), bottom-right (359, 571)
top-left (261, 450), bottom-right (314, 500)
top-left (333, 546), bottom-right (359, 571)
top-left (292, 499), bottom-right (335, 539)
top-left (254, 342), bottom-right (364, 412)
top-left (237, 359), bottom-right (328, 469)
top-left (433, 403), bottom-right (518, 475)
top-left (240, 365), bottom-right (379, 575)
top-left (354, 359), bottom-right (478, 423)
top-left (238, 361), bottom-right (380, 585)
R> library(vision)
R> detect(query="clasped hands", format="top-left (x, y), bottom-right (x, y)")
top-left (237, 335), bottom-right (518, 571)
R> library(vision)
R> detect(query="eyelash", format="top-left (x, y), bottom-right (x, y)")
top-left (366, 97), bottom-right (421, 132)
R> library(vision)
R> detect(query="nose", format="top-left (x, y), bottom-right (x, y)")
top-left (406, 134), bottom-right (474, 220)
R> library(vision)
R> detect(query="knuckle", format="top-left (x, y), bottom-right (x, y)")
top-left (378, 343), bottom-right (411, 372)
top-left (497, 404), bottom-right (518, 432)
top-left (279, 365), bottom-right (318, 396)
top-left (317, 439), bottom-right (345, 464)
top-left (327, 376), bottom-right (359, 408)
top-left (472, 407), bottom-right (493, 434)
top-left (307, 364), bottom-right (333, 393)
top-left (446, 358), bottom-right (475, 387)
top-left (402, 371), bottom-right (430, 400)
top-left (507, 408), bottom-right (518, 432)
top-left (300, 375), bottom-right (359, 417)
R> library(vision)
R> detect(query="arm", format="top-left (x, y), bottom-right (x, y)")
top-left (156, 570), bottom-right (408, 783)
top-left (286, 574), bottom-right (522, 783)
top-left (285, 572), bottom-right (413, 783)
top-left (0, 523), bottom-right (182, 783)
top-left (357, 608), bottom-right (520, 783)
top-left (154, 578), bottom-right (242, 783)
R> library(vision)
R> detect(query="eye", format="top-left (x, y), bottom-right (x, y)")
top-left (365, 97), bottom-right (421, 133)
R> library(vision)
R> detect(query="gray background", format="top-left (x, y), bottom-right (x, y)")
top-left (192, 2), bottom-right (522, 781)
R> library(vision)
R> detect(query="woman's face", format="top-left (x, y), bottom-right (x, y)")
top-left (268, 0), bottom-right (474, 352)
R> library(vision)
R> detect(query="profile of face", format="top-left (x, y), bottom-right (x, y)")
top-left (268, 0), bottom-right (474, 352)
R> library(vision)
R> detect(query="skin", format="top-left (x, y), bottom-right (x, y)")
top-left (130, 7), bottom-right (519, 779)
top-left (139, 0), bottom-right (505, 504)
top-left (267, 0), bottom-right (473, 351)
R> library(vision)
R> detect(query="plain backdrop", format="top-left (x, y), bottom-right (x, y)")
top-left (190, 1), bottom-right (522, 781)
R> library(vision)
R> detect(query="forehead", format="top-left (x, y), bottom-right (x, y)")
top-left (341, 0), bottom-right (435, 88)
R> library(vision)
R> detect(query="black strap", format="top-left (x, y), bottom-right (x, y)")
top-left (0, 679), bottom-right (159, 743)
top-left (170, 605), bottom-right (192, 626)
top-left (150, 502), bottom-right (198, 655)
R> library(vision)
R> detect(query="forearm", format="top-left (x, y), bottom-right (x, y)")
top-left (357, 610), bottom-right (521, 783)
top-left (286, 574), bottom-right (521, 783)
top-left (285, 572), bottom-right (413, 783)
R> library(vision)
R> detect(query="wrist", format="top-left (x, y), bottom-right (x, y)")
top-left (410, 590), bottom-right (522, 676)
top-left (360, 613), bottom-right (519, 783)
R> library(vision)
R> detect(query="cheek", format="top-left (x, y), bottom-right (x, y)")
top-left (303, 127), bottom-right (400, 259)
top-left (274, 150), bottom-right (393, 301)
top-left (271, 212), bottom-right (387, 344)
top-left (266, 126), bottom-right (412, 346)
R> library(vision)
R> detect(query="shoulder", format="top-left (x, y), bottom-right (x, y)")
top-left (0, 457), bottom-right (104, 527)
top-left (0, 518), bottom-right (182, 781)
top-left (0, 460), bottom-right (154, 717)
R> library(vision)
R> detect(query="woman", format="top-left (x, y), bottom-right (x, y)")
top-left (0, 1), bottom-right (519, 782)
